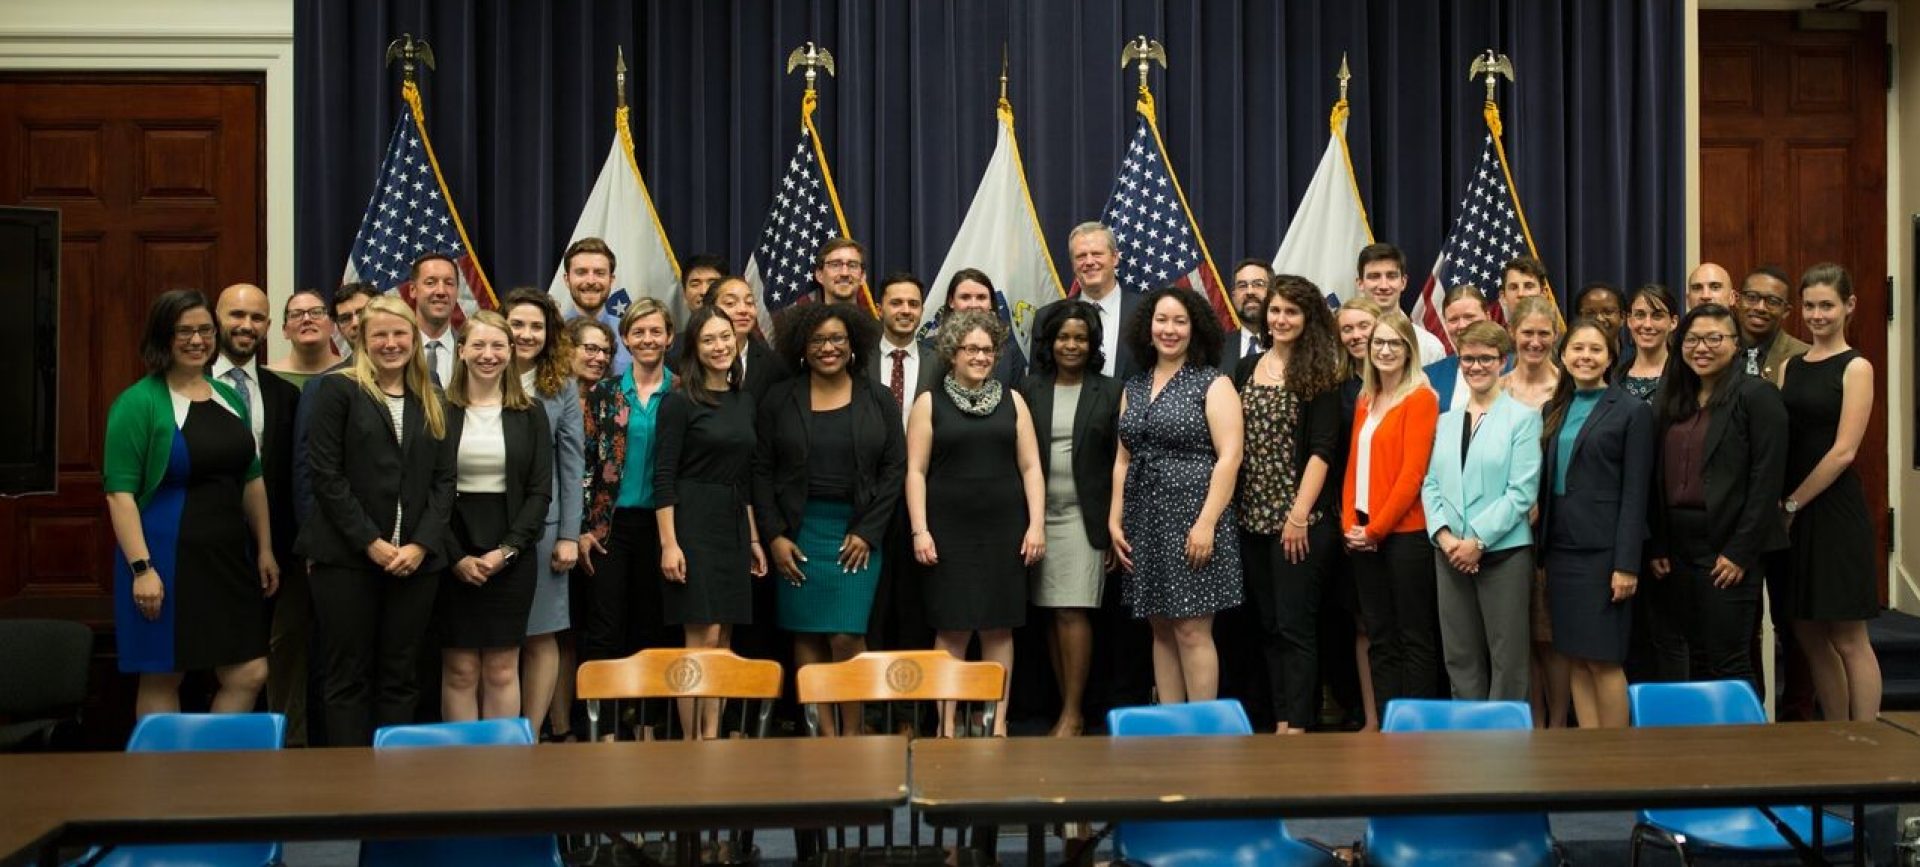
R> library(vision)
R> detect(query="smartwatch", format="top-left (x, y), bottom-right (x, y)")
top-left (129, 558), bottom-right (152, 576)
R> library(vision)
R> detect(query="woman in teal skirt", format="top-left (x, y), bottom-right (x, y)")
top-left (753, 303), bottom-right (905, 733)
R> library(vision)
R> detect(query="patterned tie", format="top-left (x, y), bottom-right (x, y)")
top-left (889, 348), bottom-right (908, 409)
top-left (1745, 346), bottom-right (1760, 377)
top-left (225, 366), bottom-right (251, 418)
top-left (427, 341), bottom-right (444, 387)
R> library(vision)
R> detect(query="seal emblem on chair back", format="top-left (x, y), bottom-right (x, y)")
top-left (885, 658), bottom-right (924, 693)
top-left (665, 656), bottom-right (704, 693)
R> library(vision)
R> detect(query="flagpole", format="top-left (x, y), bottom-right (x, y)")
top-left (1333, 53), bottom-right (1375, 243)
top-left (615, 46), bottom-right (680, 281)
top-left (786, 42), bottom-right (873, 316)
top-left (385, 33), bottom-right (496, 309)
top-left (1471, 51), bottom-right (1543, 266)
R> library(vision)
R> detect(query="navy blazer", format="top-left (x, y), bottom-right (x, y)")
top-left (295, 374), bottom-right (457, 570)
top-left (1538, 384), bottom-right (1656, 574)
top-left (1018, 371), bottom-right (1122, 550)
top-left (440, 401), bottom-right (554, 565)
top-left (1424, 355), bottom-right (1463, 410)
top-left (1647, 371), bottom-right (1790, 570)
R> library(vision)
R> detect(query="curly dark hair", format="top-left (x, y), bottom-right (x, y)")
top-left (1260, 276), bottom-right (1343, 398)
top-left (1027, 299), bottom-right (1106, 377)
top-left (1122, 285), bottom-right (1223, 370)
top-left (773, 301), bottom-right (878, 376)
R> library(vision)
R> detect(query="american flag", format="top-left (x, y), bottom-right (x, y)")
top-left (343, 82), bottom-right (494, 314)
top-left (743, 97), bottom-right (868, 335)
top-left (1412, 132), bottom-right (1536, 353)
top-left (1093, 96), bottom-right (1237, 333)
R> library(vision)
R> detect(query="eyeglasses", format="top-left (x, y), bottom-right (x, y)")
top-left (1370, 338), bottom-right (1407, 352)
top-left (173, 325), bottom-right (216, 341)
top-left (286, 307), bottom-right (329, 322)
top-left (576, 344), bottom-right (611, 357)
top-left (1458, 354), bottom-right (1503, 368)
top-left (1737, 290), bottom-right (1788, 310)
top-left (821, 259), bottom-right (864, 273)
top-left (807, 334), bottom-right (850, 348)
top-left (1680, 332), bottom-right (1735, 349)
top-left (956, 344), bottom-right (998, 357)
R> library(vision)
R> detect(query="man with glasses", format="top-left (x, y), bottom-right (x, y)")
top-left (813, 237), bottom-right (867, 308)
top-left (1228, 258), bottom-right (1273, 366)
top-left (327, 282), bottom-right (380, 361)
top-left (269, 290), bottom-right (337, 388)
top-left (1735, 265), bottom-right (1808, 385)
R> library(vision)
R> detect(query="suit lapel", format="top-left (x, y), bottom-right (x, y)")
top-left (1703, 380), bottom-right (1734, 462)
top-left (1568, 388), bottom-right (1619, 465)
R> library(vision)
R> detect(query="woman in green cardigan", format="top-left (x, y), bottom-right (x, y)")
top-left (104, 289), bottom-right (280, 718)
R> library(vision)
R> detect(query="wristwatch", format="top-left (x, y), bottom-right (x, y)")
top-left (129, 558), bottom-right (152, 576)
top-left (1782, 498), bottom-right (1801, 515)
top-left (498, 545), bottom-right (520, 563)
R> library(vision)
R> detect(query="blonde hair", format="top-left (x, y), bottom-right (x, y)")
top-left (1360, 310), bottom-right (1430, 403)
top-left (617, 297), bottom-right (673, 344)
top-left (1336, 296), bottom-right (1386, 380)
top-left (446, 310), bottom-right (533, 411)
top-left (1507, 295), bottom-right (1561, 336)
top-left (348, 295), bottom-right (446, 439)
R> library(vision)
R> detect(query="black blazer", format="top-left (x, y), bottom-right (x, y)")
top-left (256, 369), bottom-right (301, 564)
top-left (1111, 289), bottom-right (1146, 381)
top-left (294, 374), bottom-right (457, 571)
top-left (752, 375), bottom-right (907, 548)
top-left (1538, 384), bottom-right (1656, 574)
top-left (1017, 371), bottom-right (1120, 550)
top-left (1647, 371), bottom-right (1790, 570)
top-left (439, 402), bottom-right (554, 565)
top-left (866, 337), bottom-right (942, 397)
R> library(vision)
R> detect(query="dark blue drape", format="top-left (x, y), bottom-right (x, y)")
top-left (296, 0), bottom-right (1682, 305)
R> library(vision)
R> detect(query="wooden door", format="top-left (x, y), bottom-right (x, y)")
top-left (1699, 11), bottom-right (1890, 597)
top-left (0, 75), bottom-right (263, 630)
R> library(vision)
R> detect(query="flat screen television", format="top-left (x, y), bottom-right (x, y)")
top-left (0, 206), bottom-right (59, 496)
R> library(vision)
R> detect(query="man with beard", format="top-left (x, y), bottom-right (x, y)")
top-left (411, 253), bottom-right (460, 386)
top-left (268, 289), bottom-right (336, 388)
top-left (1068, 222), bottom-right (1143, 380)
top-left (871, 272), bottom-right (938, 431)
top-left (212, 283), bottom-right (307, 743)
top-left (813, 237), bottom-right (867, 309)
top-left (561, 238), bottom-right (628, 375)
top-left (1227, 258), bottom-right (1274, 366)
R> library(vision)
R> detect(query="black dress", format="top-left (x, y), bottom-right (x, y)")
top-left (655, 388), bottom-right (757, 625)
top-left (440, 406), bottom-right (539, 649)
top-left (922, 385), bottom-right (1028, 630)
top-left (1781, 351), bottom-right (1878, 621)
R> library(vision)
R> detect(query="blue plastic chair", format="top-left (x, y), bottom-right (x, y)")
top-left (360, 718), bottom-right (564, 867)
top-left (1627, 681), bottom-right (1855, 865)
top-left (77, 713), bottom-right (287, 867)
top-left (1106, 700), bottom-right (1339, 867)
top-left (1363, 700), bottom-right (1558, 867)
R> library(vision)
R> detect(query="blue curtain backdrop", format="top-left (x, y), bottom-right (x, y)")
top-left (295, 0), bottom-right (1683, 307)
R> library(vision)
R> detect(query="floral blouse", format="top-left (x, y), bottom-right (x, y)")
top-left (578, 377), bottom-right (629, 541)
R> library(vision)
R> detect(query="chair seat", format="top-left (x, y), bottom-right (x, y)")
top-left (1119, 818), bottom-right (1338, 867)
top-left (1363, 815), bottom-right (1556, 867)
top-left (86, 842), bottom-right (280, 867)
top-left (1639, 806), bottom-right (1855, 851)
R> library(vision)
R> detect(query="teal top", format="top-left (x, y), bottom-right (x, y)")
top-left (1553, 389), bottom-right (1604, 496)
top-left (103, 374), bottom-right (259, 509)
top-left (614, 366), bottom-right (674, 509)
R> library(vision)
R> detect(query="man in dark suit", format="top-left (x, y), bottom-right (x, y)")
top-left (1226, 258), bottom-right (1274, 367)
top-left (211, 283), bottom-right (306, 743)
top-left (866, 272), bottom-right (936, 658)
top-left (1068, 222), bottom-right (1143, 382)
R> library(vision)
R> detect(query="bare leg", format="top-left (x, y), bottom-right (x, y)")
top-left (678, 624), bottom-right (729, 739)
top-left (1051, 609), bottom-right (1093, 736)
top-left (209, 657), bottom-right (268, 714)
top-left (793, 634), bottom-right (836, 736)
top-left (827, 633), bottom-right (869, 734)
top-left (441, 649), bottom-right (481, 722)
top-left (548, 631), bottom-right (576, 738)
top-left (933, 630), bottom-right (972, 736)
top-left (1794, 620), bottom-right (1849, 720)
top-left (978, 628), bottom-right (1014, 736)
top-left (520, 633), bottom-right (558, 736)
top-left (1148, 618), bottom-right (1186, 704)
top-left (1355, 624), bottom-right (1378, 732)
top-left (480, 647), bottom-right (522, 720)
top-left (1590, 662), bottom-right (1630, 728)
top-left (136, 672), bottom-right (185, 718)
top-left (1567, 662), bottom-right (1598, 729)
top-left (1831, 620), bottom-right (1883, 722)
top-left (1172, 615), bottom-right (1220, 702)
top-left (1546, 650), bottom-right (1572, 728)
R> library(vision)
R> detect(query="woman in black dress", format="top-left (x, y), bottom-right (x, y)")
top-left (1781, 263), bottom-right (1882, 721)
top-left (297, 295), bottom-right (455, 747)
top-left (906, 309), bottom-right (1045, 736)
top-left (438, 311), bottom-right (553, 722)
top-left (656, 305), bottom-right (768, 739)
top-left (104, 289), bottom-right (279, 717)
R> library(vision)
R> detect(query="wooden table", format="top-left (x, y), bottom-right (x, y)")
top-left (913, 723), bottom-right (1920, 866)
top-left (0, 736), bottom-right (908, 867)
top-left (1878, 711), bottom-right (1920, 737)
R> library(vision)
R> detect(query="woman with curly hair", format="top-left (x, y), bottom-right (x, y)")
top-left (1231, 276), bottom-right (1342, 731)
top-left (1110, 286), bottom-right (1244, 705)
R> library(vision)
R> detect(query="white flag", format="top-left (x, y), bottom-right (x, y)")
top-left (548, 113), bottom-right (680, 327)
top-left (926, 98), bottom-right (1064, 355)
top-left (1272, 99), bottom-right (1373, 309)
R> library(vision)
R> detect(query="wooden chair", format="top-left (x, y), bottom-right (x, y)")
top-left (573, 648), bottom-right (784, 865)
top-left (796, 650), bottom-right (1008, 864)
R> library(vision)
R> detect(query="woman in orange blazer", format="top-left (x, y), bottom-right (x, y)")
top-left (1341, 310), bottom-right (1442, 716)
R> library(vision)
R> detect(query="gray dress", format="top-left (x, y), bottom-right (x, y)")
top-left (1033, 384), bottom-right (1103, 608)
top-left (525, 375), bottom-right (584, 636)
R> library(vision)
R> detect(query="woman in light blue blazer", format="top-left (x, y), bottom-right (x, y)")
top-left (1421, 321), bottom-right (1542, 701)
top-left (502, 289), bottom-right (586, 740)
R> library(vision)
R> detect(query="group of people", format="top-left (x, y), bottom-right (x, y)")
top-left (103, 223), bottom-right (1883, 748)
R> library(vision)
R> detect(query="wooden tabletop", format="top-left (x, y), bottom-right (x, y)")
top-left (1879, 711), bottom-right (1920, 737)
top-left (0, 736), bottom-right (906, 863)
top-left (911, 722), bottom-right (1920, 825)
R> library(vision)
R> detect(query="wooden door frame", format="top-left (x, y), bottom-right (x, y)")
top-left (0, 21), bottom-right (295, 316)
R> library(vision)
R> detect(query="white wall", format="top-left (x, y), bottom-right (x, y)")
top-left (0, 0), bottom-right (295, 318)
